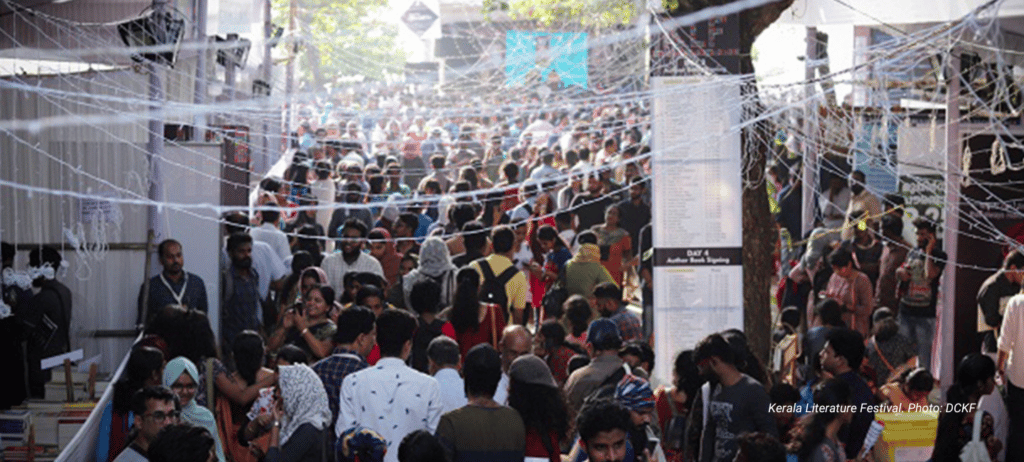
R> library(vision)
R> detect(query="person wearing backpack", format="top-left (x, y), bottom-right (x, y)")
top-left (469, 226), bottom-right (529, 325)
top-left (564, 318), bottom-right (626, 418)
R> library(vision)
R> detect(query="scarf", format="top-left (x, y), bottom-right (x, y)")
top-left (277, 364), bottom-right (332, 445)
top-left (594, 225), bottom-right (628, 247)
top-left (163, 357), bottom-right (226, 462)
top-left (416, 237), bottom-right (456, 278)
top-left (571, 244), bottom-right (602, 264)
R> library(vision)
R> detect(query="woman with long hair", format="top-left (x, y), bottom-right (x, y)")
top-left (533, 320), bottom-right (585, 386)
top-left (931, 354), bottom-right (1001, 462)
top-left (591, 204), bottom-right (632, 288)
top-left (96, 345), bottom-right (164, 462)
top-left (449, 267), bottom-right (506, 359)
top-left (508, 355), bottom-right (571, 462)
top-left (787, 378), bottom-right (852, 462)
top-left (653, 350), bottom-right (701, 461)
top-left (163, 356), bottom-right (227, 461)
top-left (562, 295), bottom-right (593, 346)
top-left (268, 284), bottom-right (337, 361)
top-left (215, 330), bottom-right (278, 462)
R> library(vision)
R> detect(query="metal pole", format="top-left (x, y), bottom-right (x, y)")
top-left (939, 50), bottom-right (960, 388)
top-left (260, 0), bottom-right (273, 175)
top-left (801, 26), bottom-right (817, 237)
top-left (283, 0), bottom-right (295, 146)
top-left (147, 0), bottom-right (167, 312)
top-left (193, 0), bottom-right (207, 141)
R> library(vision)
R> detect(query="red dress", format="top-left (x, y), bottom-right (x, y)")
top-left (454, 303), bottom-right (506, 359)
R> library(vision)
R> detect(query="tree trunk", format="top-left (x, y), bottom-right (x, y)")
top-left (669, 0), bottom-right (794, 366)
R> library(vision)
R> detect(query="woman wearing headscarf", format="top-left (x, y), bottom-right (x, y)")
top-left (368, 228), bottom-right (402, 289)
top-left (163, 356), bottom-right (227, 462)
top-left (265, 364), bottom-right (333, 462)
top-left (402, 237), bottom-right (456, 309)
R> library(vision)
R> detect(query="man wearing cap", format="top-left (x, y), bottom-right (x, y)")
top-left (564, 319), bottom-right (626, 416)
top-left (435, 344), bottom-right (525, 462)
top-left (594, 283), bottom-right (642, 343)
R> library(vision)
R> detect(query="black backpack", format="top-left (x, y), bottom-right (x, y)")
top-left (478, 260), bottom-right (519, 317)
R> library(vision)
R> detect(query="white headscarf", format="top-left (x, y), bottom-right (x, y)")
top-left (278, 364), bottom-right (332, 445)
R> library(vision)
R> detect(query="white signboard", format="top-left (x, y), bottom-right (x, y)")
top-left (651, 76), bottom-right (744, 385)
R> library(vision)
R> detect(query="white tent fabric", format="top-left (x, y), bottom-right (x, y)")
top-left (776, 0), bottom-right (1024, 26)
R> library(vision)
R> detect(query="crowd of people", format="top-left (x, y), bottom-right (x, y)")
top-left (2, 90), bottom-right (1024, 462)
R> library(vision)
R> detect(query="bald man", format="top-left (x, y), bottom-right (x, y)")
top-left (494, 325), bottom-right (532, 404)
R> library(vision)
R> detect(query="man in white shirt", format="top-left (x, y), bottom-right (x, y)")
top-left (250, 208), bottom-right (292, 262)
top-left (309, 160), bottom-right (336, 243)
top-left (530, 150), bottom-right (560, 181)
top-left (336, 309), bottom-right (443, 462)
top-left (494, 325), bottom-right (532, 405)
top-left (322, 218), bottom-right (384, 294)
top-left (999, 293), bottom-right (1024, 462)
top-left (427, 336), bottom-right (467, 414)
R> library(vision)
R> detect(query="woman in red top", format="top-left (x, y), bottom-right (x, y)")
top-left (653, 350), bottom-right (701, 462)
top-left (534, 320), bottom-right (586, 386)
top-left (508, 355), bottom-right (570, 462)
top-left (449, 267), bottom-right (506, 359)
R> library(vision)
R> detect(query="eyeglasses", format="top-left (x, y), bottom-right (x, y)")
top-left (171, 382), bottom-right (198, 391)
top-left (145, 411), bottom-right (181, 422)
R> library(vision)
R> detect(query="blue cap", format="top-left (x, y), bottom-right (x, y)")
top-left (587, 318), bottom-right (621, 348)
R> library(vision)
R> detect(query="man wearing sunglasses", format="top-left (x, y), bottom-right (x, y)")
top-left (113, 386), bottom-right (180, 462)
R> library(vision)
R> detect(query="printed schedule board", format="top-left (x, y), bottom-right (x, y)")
top-left (651, 76), bottom-right (744, 385)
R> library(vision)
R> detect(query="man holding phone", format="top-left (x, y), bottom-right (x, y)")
top-left (896, 218), bottom-right (947, 370)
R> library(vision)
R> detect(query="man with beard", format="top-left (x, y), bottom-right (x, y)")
top-left (570, 172), bottom-right (613, 233)
top-left (221, 233), bottom-right (261, 348)
top-left (137, 239), bottom-right (208, 326)
top-left (694, 333), bottom-right (776, 462)
top-left (322, 218), bottom-right (384, 293)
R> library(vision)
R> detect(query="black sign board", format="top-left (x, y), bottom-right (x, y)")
top-left (651, 14), bottom-right (742, 76)
top-left (401, 1), bottom-right (438, 37)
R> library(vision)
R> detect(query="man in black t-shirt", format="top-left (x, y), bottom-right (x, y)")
top-left (896, 218), bottom-right (947, 369)
top-left (571, 174), bottom-right (613, 233)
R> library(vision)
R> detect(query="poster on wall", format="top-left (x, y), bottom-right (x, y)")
top-left (651, 76), bottom-right (744, 385)
top-left (505, 31), bottom-right (588, 89)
